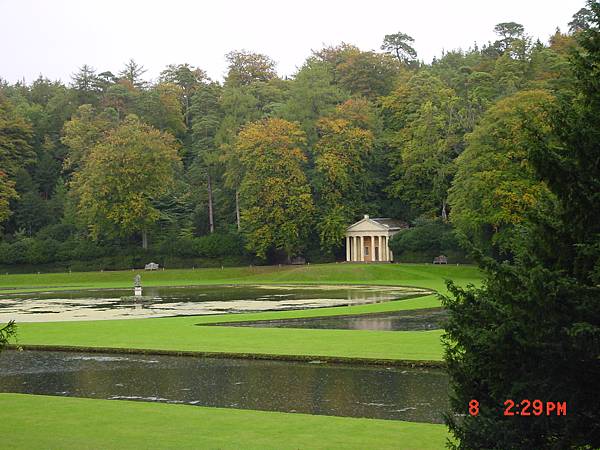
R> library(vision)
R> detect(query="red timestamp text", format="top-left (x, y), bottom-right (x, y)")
top-left (504, 399), bottom-right (566, 416)
top-left (467, 399), bottom-right (567, 416)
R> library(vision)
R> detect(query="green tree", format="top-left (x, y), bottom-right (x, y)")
top-left (337, 50), bottom-right (400, 98)
top-left (442, 5), bottom-right (600, 447)
top-left (381, 32), bottom-right (417, 64)
top-left (280, 60), bottom-right (349, 144)
top-left (235, 118), bottom-right (314, 260)
top-left (313, 99), bottom-right (374, 250)
top-left (134, 83), bottom-right (186, 138)
top-left (190, 83), bottom-right (224, 233)
top-left (71, 64), bottom-right (100, 104)
top-left (493, 22), bottom-right (526, 54)
top-left (0, 94), bottom-right (34, 179)
top-left (118, 59), bottom-right (147, 89)
top-left (0, 171), bottom-right (17, 227)
top-left (448, 89), bottom-right (556, 255)
top-left (61, 104), bottom-right (118, 171)
top-left (569, 6), bottom-right (593, 33)
top-left (71, 115), bottom-right (181, 248)
top-left (225, 50), bottom-right (277, 86)
top-left (159, 63), bottom-right (207, 128)
top-left (383, 72), bottom-right (461, 219)
top-left (0, 320), bottom-right (16, 352)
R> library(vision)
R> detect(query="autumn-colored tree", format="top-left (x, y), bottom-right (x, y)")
top-left (313, 100), bottom-right (374, 250)
top-left (235, 118), bottom-right (314, 259)
top-left (0, 94), bottom-right (34, 178)
top-left (61, 104), bottom-right (118, 171)
top-left (71, 115), bottom-right (181, 248)
top-left (0, 171), bottom-right (17, 227)
top-left (225, 50), bottom-right (277, 86)
top-left (337, 51), bottom-right (400, 98)
top-left (448, 89), bottom-right (557, 255)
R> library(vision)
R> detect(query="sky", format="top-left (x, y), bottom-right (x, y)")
top-left (0, 0), bottom-right (587, 84)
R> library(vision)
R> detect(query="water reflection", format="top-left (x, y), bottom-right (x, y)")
top-left (0, 350), bottom-right (449, 423)
top-left (0, 285), bottom-right (432, 322)
top-left (207, 308), bottom-right (448, 332)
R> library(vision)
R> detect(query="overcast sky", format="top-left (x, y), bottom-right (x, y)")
top-left (0, 0), bottom-right (586, 84)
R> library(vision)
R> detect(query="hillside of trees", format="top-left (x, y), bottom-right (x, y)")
top-left (0, 7), bottom-right (591, 271)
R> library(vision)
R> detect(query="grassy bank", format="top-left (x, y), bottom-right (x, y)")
top-left (16, 318), bottom-right (445, 361)
top-left (4, 264), bottom-right (482, 361)
top-left (0, 262), bottom-right (481, 294)
top-left (0, 394), bottom-right (448, 449)
top-left (3, 264), bottom-right (479, 361)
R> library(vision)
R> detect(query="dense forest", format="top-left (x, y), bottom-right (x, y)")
top-left (0, 6), bottom-right (591, 271)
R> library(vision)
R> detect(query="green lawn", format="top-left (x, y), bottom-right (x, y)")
top-left (0, 262), bottom-right (481, 294)
top-left (5, 264), bottom-right (481, 362)
top-left (1, 264), bottom-right (470, 448)
top-left (0, 394), bottom-right (449, 450)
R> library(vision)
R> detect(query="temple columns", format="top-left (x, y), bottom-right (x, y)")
top-left (346, 236), bottom-right (351, 261)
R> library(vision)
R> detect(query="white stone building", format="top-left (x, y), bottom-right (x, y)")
top-left (345, 215), bottom-right (408, 262)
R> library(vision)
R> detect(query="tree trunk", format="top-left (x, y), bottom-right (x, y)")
top-left (235, 189), bottom-right (241, 231)
top-left (185, 95), bottom-right (190, 128)
top-left (441, 199), bottom-right (448, 222)
top-left (142, 229), bottom-right (148, 250)
top-left (207, 171), bottom-right (214, 233)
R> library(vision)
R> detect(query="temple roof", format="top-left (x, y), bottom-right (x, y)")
top-left (346, 215), bottom-right (409, 232)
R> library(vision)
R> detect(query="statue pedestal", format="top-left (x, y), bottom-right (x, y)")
top-left (134, 287), bottom-right (142, 297)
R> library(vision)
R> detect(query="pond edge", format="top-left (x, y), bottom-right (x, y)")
top-left (6, 344), bottom-right (445, 369)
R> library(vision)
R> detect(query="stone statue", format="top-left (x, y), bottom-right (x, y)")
top-left (134, 274), bottom-right (141, 288)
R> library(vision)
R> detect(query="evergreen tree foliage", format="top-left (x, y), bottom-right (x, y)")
top-left (442, 4), bottom-right (600, 448)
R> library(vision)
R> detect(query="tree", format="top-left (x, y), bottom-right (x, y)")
top-left (337, 51), bottom-right (400, 98)
top-left (134, 83), bottom-right (186, 138)
top-left (225, 50), bottom-right (277, 86)
top-left (442, 4), bottom-right (600, 447)
top-left (448, 90), bottom-right (556, 256)
top-left (190, 83), bottom-right (224, 233)
top-left (235, 118), bottom-right (314, 260)
top-left (71, 65), bottom-right (100, 104)
top-left (569, 6), bottom-right (593, 33)
top-left (0, 171), bottom-right (17, 227)
top-left (61, 104), bottom-right (118, 171)
top-left (160, 63), bottom-right (207, 127)
top-left (118, 59), bottom-right (147, 89)
top-left (382, 71), bottom-right (462, 220)
top-left (0, 320), bottom-right (16, 352)
top-left (313, 99), bottom-right (374, 250)
top-left (280, 60), bottom-right (349, 144)
top-left (381, 32), bottom-right (417, 64)
top-left (0, 94), bottom-right (34, 179)
top-left (71, 115), bottom-right (181, 248)
top-left (493, 22), bottom-right (525, 54)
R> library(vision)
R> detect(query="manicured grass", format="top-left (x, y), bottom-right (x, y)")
top-left (0, 262), bottom-right (481, 294)
top-left (5, 264), bottom-right (482, 362)
top-left (17, 317), bottom-right (444, 361)
top-left (0, 393), bottom-right (449, 449)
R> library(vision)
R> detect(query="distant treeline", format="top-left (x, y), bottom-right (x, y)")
top-left (0, 10), bottom-right (588, 268)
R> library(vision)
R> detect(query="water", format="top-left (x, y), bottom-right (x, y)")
top-left (206, 308), bottom-right (448, 331)
top-left (0, 284), bottom-right (432, 322)
top-left (0, 350), bottom-right (449, 423)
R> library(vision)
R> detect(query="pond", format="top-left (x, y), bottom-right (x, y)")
top-left (204, 307), bottom-right (448, 332)
top-left (0, 284), bottom-right (432, 322)
top-left (0, 350), bottom-right (449, 423)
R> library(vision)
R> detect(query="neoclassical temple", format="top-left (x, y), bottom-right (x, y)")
top-left (345, 215), bottom-right (408, 262)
